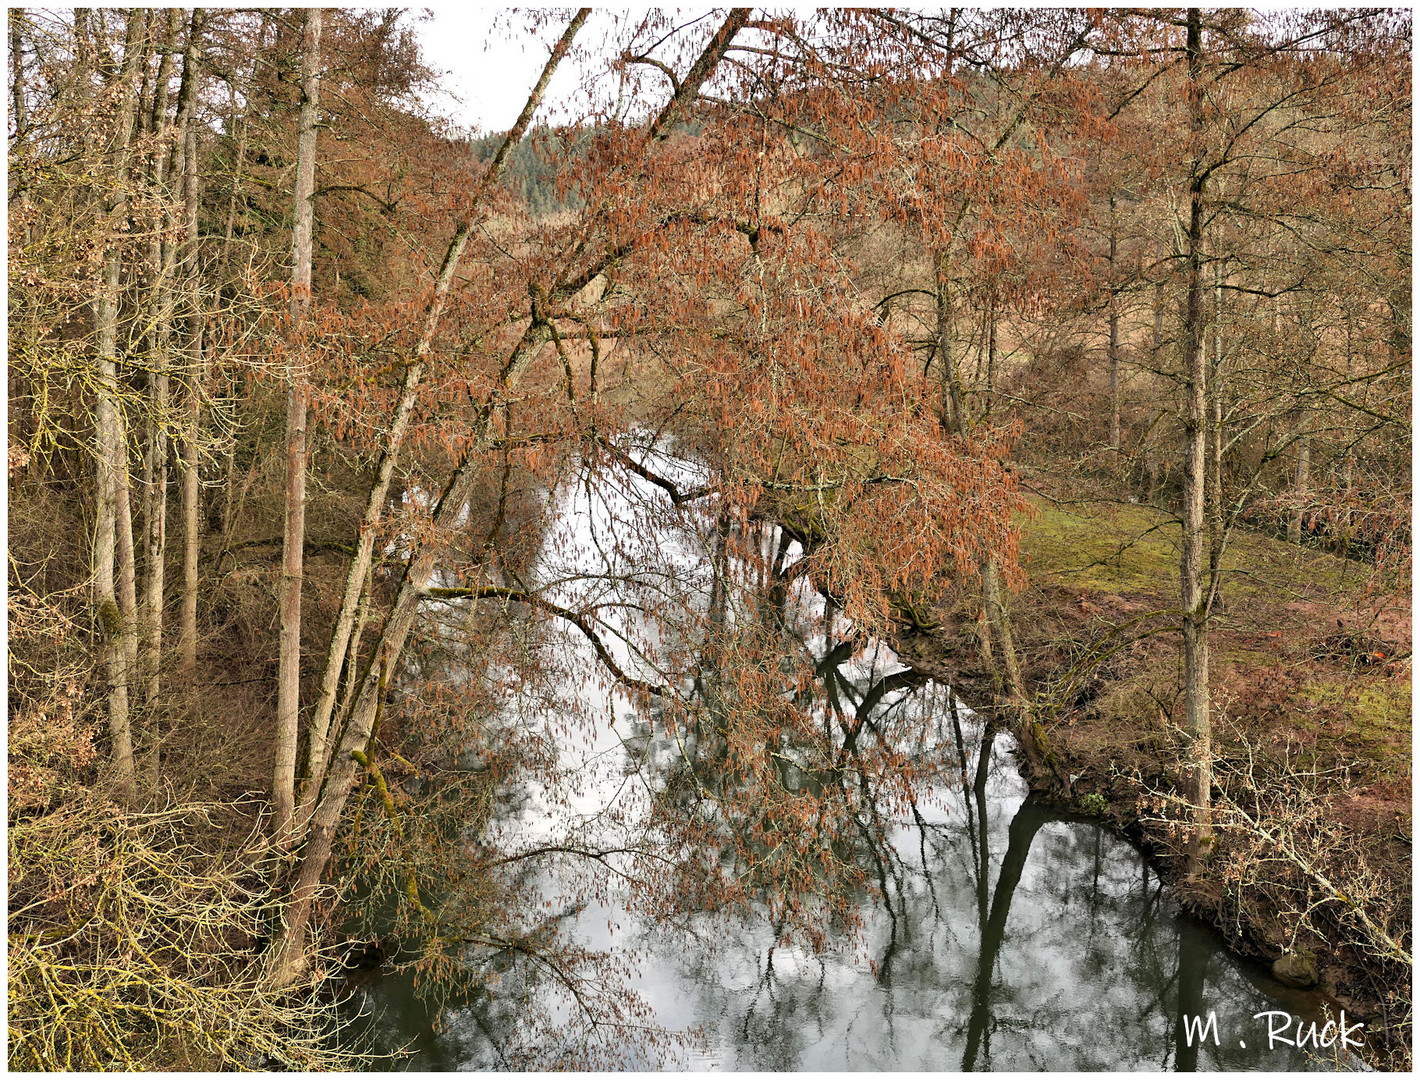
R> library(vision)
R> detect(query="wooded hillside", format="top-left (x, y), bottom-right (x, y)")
top-left (8, 8), bottom-right (1410, 1069)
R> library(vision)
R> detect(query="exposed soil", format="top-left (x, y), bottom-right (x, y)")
top-left (893, 495), bottom-right (1412, 1071)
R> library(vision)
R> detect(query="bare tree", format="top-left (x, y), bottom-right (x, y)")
top-left (270, 7), bottom-right (750, 986)
top-left (92, 10), bottom-right (149, 801)
top-left (274, 7), bottom-right (322, 846)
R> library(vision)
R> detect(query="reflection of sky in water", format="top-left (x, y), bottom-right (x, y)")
top-left (352, 448), bottom-right (1347, 1072)
top-left (564, 747), bottom-right (1331, 1071)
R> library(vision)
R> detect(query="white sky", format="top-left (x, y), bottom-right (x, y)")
top-left (411, 6), bottom-right (605, 136)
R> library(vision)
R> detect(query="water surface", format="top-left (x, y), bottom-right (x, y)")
top-left (348, 448), bottom-right (1344, 1071)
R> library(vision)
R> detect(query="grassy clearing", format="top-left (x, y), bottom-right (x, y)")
top-left (1023, 502), bottom-right (1182, 596)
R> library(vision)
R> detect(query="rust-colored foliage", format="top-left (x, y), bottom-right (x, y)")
top-left (8, 5), bottom-right (1410, 1068)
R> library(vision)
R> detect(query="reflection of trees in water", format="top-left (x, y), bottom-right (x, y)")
top-left (949, 802), bottom-right (1319, 1071)
top-left (354, 461), bottom-right (1324, 1070)
top-left (620, 509), bottom-right (965, 952)
top-left (659, 688), bottom-right (1322, 1070)
top-left (653, 616), bottom-right (1022, 1067)
top-left (962, 798), bottom-right (1049, 1069)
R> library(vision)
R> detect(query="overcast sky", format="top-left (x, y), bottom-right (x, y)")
top-left (412, 7), bottom-right (605, 136)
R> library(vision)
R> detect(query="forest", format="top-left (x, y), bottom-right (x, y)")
top-left (7, 7), bottom-right (1411, 1071)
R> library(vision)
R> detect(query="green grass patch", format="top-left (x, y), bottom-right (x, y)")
top-left (1303, 675), bottom-right (1412, 774)
top-left (1020, 499), bottom-right (1362, 609)
top-left (1022, 502), bottom-right (1180, 595)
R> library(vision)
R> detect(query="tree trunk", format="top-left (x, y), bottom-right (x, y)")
top-left (219, 105), bottom-right (248, 287)
top-left (141, 360), bottom-right (169, 707)
top-left (94, 10), bottom-right (148, 801)
top-left (1144, 411), bottom-right (1163, 506)
top-left (293, 7), bottom-right (592, 838)
top-left (178, 125), bottom-right (204, 679)
top-left (169, 10), bottom-right (207, 678)
top-left (1152, 279), bottom-right (1165, 345)
top-left (1287, 436), bottom-right (1311, 545)
top-left (116, 454), bottom-right (145, 784)
top-left (985, 293), bottom-right (998, 408)
top-left (1179, 8), bottom-right (1213, 863)
top-left (1206, 258), bottom-right (1226, 613)
top-left (932, 239), bottom-right (1061, 791)
top-left (139, 8), bottom-right (174, 705)
top-left (1108, 200), bottom-right (1122, 449)
top-left (139, 8), bottom-right (195, 709)
top-left (1338, 453), bottom-right (1355, 551)
top-left (272, 8), bottom-right (743, 983)
top-left (933, 248), bottom-right (966, 435)
top-left (10, 12), bottom-right (32, 242)
top-left (981, 560), bottom-right (1025, 707)
top-left (275, 6), bottom-right (323, 848)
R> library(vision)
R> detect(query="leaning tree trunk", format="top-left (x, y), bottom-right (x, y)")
top-left (293, 6), bottom-right (593, 840)
top-left (932, 237), bottom-right (1065, 793)
top-left (270, 7), bottom-right (748, 986)
top-left (274, 7), bottom-right (323, 847)
top-left (1178, 7), bottom-right (1214, 864)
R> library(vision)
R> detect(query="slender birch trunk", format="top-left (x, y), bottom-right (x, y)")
top-left (171, 9), bottom-right (207, 677)
top-left (139, 10), bottom-right (177, 708)
top-left (218, 91), bottom-right (251, 544)
top-left (176, 371), bottom-right (200, 673)
top-left (178, 124), bottom-right (204, 682)
top-left (141, 8), bottom-right (204, 707)
top-left (274, 7), bottom-right (323, 846)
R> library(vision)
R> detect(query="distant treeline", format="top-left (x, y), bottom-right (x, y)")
top-left (470, 126), bottom-right (587, 216)
top-left (470, 121), bottom-right (703, 216)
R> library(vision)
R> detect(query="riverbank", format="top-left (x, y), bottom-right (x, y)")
top-left (894, 491), bottom-right (1412, 1071)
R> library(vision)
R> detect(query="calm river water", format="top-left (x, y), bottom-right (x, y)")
top-left (345, 447), bottom-right (1347, 1071)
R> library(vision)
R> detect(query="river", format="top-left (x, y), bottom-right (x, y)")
top-left (343, 443), bottom-right (1350, 1071)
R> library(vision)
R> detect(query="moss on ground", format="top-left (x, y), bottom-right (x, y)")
top-left (1024, 503), bottom-right (1181, 596)
top-left (1016, 498), bottom-right (1410, 794)
top-left (913, 494), bottom-right (1413, 1069)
